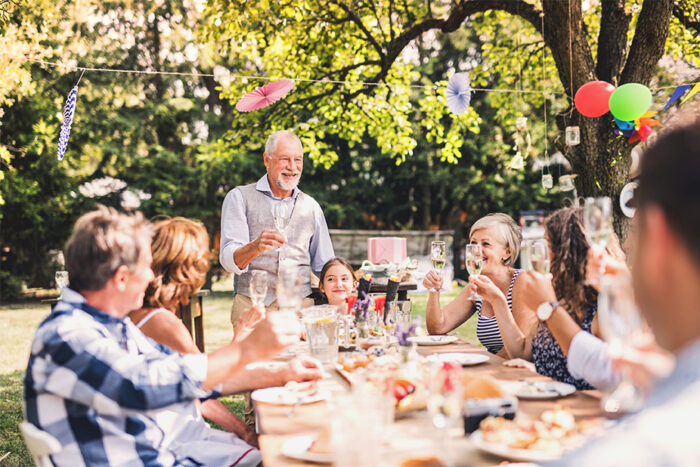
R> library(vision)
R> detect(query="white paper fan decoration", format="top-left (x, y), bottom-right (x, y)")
top-left (445, 72), bottom-right (472, 115)
top-left (57, 86), bottom-right (78, 161)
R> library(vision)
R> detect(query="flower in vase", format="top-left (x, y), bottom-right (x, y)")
top-left (395, 318), bottom-right (421, 346)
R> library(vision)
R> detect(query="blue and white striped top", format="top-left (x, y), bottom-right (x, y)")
top-left (475, 269), bottom-right (522, 354)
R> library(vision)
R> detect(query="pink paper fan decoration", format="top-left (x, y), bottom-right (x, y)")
top-left (236, 79), bottom-right (295, 112)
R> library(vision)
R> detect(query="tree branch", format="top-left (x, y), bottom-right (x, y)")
top-left (595, 0), bottom-right (631, 83)
top-left (620, 0), bottom-right (674, 85)
top-left (673, 2), bottom-right (700, 34)
top-left (331, 0), bottom-right (387, 62)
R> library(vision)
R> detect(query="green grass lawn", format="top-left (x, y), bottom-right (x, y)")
top-left (0, 281), bottom-right (473, 464)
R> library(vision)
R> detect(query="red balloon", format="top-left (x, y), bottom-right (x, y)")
top-left (574, 81), bottom-right (616, 117)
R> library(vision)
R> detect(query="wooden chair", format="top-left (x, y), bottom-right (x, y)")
top-left (178, 289), bottom-right (210, 353)
top-left (19, 421), bottom-right (61, 467)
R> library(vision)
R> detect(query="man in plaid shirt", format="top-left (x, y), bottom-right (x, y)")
top-left (24, 207), bottom-right (308, 466)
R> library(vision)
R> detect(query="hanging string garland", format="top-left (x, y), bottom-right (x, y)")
top-left (57, 70), bottom-right (84, 161)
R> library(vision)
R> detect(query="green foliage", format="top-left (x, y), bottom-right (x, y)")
top-left (0, 370), bottom-right (30, 466)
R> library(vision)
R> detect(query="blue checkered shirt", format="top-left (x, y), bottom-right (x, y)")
top-left (24, 288), bottom-right (216, 466)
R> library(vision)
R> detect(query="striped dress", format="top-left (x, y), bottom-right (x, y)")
top-left (475, 269), bottom-right (522, 354)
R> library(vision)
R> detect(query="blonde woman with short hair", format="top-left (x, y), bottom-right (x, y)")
top-left (424, 213), bottom-right (539, 358)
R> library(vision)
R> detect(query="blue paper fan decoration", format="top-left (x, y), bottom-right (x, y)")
top-left (57, 86), bottom-right (78, 161)
top-left (445, 72), bottom-right (472, 115)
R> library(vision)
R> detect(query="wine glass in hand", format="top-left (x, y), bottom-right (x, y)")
top-left (272, 202), bottom-right (291, 241)
top-left (584, 197), bottom-right (613, 282)
top-left (249, 270), bottom-right (268, 307)
top-left (527, 239), bottom-right (550, 275)
top-left (465, 244), bottom-right (483, 301)
top-left (429, 241), bottom-right (446, 292)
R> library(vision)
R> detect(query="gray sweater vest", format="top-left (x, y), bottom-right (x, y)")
top-left (236, 183), bottom-right (316, 305)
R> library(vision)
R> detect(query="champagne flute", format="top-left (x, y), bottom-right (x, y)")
top-left (55, 271), bottom-right (69, 299)
top-left (584, 197), bottom-right (613, 283)
top-left (249, 270), bottom-right (268, 306)
top-left (272, 202), bottom-right (291, 240)
top-left (597, 275), bottom-right (645, 414)
top-left (465, 244), bottom-right (483, 301)
top-left (526, 239), bottom-right (550, 275)
top-left (429, 241), bottom-right (446, 292)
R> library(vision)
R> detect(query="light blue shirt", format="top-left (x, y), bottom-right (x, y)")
top-left (219, 174), bottom-right (334, 278)
top-left (549, 338), bottom-right (700, 466)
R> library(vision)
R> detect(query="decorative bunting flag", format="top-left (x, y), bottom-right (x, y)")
top-left (57, 86), bottom-right (78, 161)
top-left (680, 82), bottom-right (700, 105)
top-left (661, 84), bottom-right (691, 110)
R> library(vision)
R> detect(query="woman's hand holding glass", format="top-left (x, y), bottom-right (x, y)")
top-left (422, 270), bottom-right (444, 293)
top-left (468, 275), bottom-right (506, 305)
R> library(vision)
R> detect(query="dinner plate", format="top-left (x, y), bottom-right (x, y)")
top-left (407, 335), bottom-right (458, 346)
top-left (280, 434), bottom-right (333, 464)
top-left (251, 386), bottom-right (330, 405)
top-left (426, 352), bottom-right (489, 366)
top-left (470, 429), bottom-right (561, 462)
top-left (501, 380), bottom-right (576, 400)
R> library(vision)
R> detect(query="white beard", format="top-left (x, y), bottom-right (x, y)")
top-left (277, 174), bottom-right (300, 191)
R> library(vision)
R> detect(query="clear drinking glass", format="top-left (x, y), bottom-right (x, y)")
top-left (277, 262), bottom-right (302, 313)
top-left (427, 361), bottom-right (463, 466)
top-left (429, 241), bottom-right (446, 292)
top-left (525, 239), bottom-right (550, 275)
top-left (271, 202), bottom-right (291, 241)
top-left (55, 271), bottom-right (69, 298)
top-left (584, 197), bottom-right (613, 255)
top-left (249, 270), bottom-right (268, 306)
top-left (465, 244), bottom-right (483, 301)
top-left (301, 305), bottom-right (339, 365)
top-left (393, 300), bottom-right (412, 329)
top-left (597, 275), bottom-right (644, 414)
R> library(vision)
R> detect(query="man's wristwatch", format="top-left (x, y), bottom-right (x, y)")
top-left (536, 301), bottom-right (560, 321)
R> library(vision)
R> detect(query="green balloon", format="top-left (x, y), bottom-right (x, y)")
top-left (609, 83), bottom-right (652, 122)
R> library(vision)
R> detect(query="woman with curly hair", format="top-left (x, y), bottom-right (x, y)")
top-left (129, 217), bottom-right (258, 445)
top-left (473, 207), bottom-right (625, 389)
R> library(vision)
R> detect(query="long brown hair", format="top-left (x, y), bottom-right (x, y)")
top-left (319, 257), bottom-right (356, 295)
top-left (546, 207), bottom-right (624, 324)
top-left (143, 217), bottom-right (210, 311)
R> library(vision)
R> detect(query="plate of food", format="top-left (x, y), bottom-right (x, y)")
top-left (407, 335), bottom-right (458, 346)
top-left (470, 408), bottom-right (605, 462)
top-left (280, 433), bottom-right (333, 464)
top-left (251, 381), bottom-right (329, 405)
top-left (501, 380), bottom-right (576, 400)
top-left (427, 352), bottom-right (489, 366)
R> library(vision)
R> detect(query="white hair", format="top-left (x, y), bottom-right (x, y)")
top-left (469, 213), bottom-right (522, 267)
top-left (265, 130), bottom-right (303, 156)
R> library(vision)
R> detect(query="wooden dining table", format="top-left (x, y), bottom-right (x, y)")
top-left (255, 340), bottom-right (606, 466)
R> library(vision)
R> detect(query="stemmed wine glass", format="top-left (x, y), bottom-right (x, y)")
top-left (429, 241), bottom-right (446, 292)
top-left (272, 202), bottom-right (291, 242)
top-left (465, 244), bottom-right (483, 301)
top-left (597, 275), bottom-right (645, 414)
top-left (525, 239), bottom-right (550, 275)
top-left (427, 361), bottom-right (463, 466)
top-left (55, 271), bottom-right (69, 298)
top-left (249, 270), bottom-right (268, 307)
top-left (584, 197), bottom-right (613, 282)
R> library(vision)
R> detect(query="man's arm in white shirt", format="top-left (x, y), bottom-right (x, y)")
top-left (567, 330), bottom-right (619, 391)
top-left (219, 189), bottom-right (249, 275)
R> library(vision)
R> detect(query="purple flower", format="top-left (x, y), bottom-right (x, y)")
top-left (395, 318), bottom-right (421, 346)
top-left (352, 291), bottom-right (372, 323)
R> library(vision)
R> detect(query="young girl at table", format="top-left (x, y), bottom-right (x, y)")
top-left (318, 257), bottom-right (357, 312)
top-left (129, 217), bottom-right (258, 446)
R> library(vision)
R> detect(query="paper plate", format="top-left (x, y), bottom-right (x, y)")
top-left (280, 435), bottom-right (333, 464)
top-left (501, 380), bottom-right (576, 400)
top-left (470, 430), bottom-right (561, 462)
top-left (426, 352), bottom-right (489, 366)
top-left (407, 335), bottom-right (458, 346)
top-left (251, 386), bottom-right (329, 405)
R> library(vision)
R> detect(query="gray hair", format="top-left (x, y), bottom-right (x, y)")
top-left (65, 206), bottom-right (153, 292)
top-left (265, 130), bottom-right (303, 156)
top-left (469, 213), bottom-right (522, 267)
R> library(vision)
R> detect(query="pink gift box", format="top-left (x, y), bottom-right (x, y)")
top-left (367, 237), bottom-right (407, 264)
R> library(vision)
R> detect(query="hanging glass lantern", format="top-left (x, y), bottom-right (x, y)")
top-left (510, 152), bottom-right (524, 170)
top-left (565, 126), bottom-right (580, 146)
top-left (542, 173), bottom-right (553, 189)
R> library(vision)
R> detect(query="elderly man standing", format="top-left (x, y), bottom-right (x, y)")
top-left (548, 114), bottom-right (700, 465)
top-left (219, 130), bottom-right (334, 329)
top-left (24, 207), bottom-right (310, 466)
